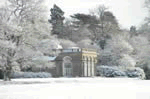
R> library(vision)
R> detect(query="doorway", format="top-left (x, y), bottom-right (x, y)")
top-left (63, 56), bottom-right (72, 77)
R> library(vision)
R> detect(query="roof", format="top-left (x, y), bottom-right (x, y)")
top-left (68, 47), bottom-right (80, 49)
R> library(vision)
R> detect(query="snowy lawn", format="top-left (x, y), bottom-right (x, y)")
top-left (0, 77), bottom-right (150, 99)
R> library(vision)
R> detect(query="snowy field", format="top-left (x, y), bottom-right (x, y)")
top-left (0, 77), bottom-right (150, 99)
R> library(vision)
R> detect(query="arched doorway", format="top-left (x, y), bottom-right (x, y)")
top-left (63, 56), bottom-right (72, 77)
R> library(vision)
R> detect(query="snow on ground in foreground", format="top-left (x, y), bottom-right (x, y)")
top-left (0, 77), bottom-right (150, 99)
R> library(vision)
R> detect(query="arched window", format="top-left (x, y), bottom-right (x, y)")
top-left (63, 56), bottom-right (72, 77)
top-left (63, 56), bottom-right (72, 62)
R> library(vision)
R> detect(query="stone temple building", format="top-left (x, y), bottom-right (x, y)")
top-left (55, 47), bottom-right (97, 77)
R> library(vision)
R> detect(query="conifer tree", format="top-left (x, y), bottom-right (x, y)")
top-left (49, 4), bottom-right (65, 36)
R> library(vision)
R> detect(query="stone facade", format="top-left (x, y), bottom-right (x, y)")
top-left (55, 48), bottom-right (97, 77)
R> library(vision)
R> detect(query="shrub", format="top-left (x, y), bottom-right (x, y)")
top-left (135, 61), bottom-right (150, 79)
top-left (77, 39), bottom-right (97, 49)
top-left (125, 67), bottom-right (145, 80)
top-left (59, 39), bottom-right (77, 49)
top-left (97, 66), bottom-right (126, 77)
top-left (11, 72), bottom-right (52, 78)
top-left (97, 66), bottom-right (145, 79)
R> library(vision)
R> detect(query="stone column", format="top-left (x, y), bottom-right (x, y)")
top-left (90, 59), bottom-right (92, 76)
top-left (82, 62), bottom-right (84, 77)
top-left (84, 59), bottom-right (87, 77)
top-left (91, 57), bottom-right (94, 76)
top-left (88, 58), bottom-right (91, 77)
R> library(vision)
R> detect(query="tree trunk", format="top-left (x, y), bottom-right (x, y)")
top-left (3, 71), bottom-right (7, 81)
top-left (3, 70), bottom-right (11, 81)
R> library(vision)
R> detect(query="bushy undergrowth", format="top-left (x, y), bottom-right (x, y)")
top-left (97, 66), bottom-right (126, 77)
top-left (97, 66), bottom-right (145, 79)
top-left (11, 72), bottom-right (52, 78)
top-left (125, 67), bottom-right (145, 79)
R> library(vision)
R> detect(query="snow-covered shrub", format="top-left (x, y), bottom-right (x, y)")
top-left (11, 61), bottom-right (21, 72)
top-left (97, 66), bottom-right (145, 79)
top-left (11, 72), bottom-right (24, 78)
top-left (11, 72), bottom-right (52, 78)
top-left (59, 39), bottom-right (77, 49)
top-left (38, 38), bottom-right (62, 56)
top-left (125, 67), bottom-right (145, 79)
top-left (77, 39), bottom-right (97, 49)
top-left (97, 66), bottom-right (126, 77)
top-left (119, 54), bottom-right (136, 67)
top-left (135, 60), bottom-right (150, 79)
top-left (98, 33), bottom-right (135, 66)
top-left (32, 58), bottom-right (56, 72)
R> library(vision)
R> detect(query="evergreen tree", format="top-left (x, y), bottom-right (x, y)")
top-left (130, 26), bottom-right (137, 37)
top-left (48, 4), bottom-right (65, 36)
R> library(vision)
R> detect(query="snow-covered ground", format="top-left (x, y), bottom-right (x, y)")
top-left (0, 77), bottom-right (150, 99)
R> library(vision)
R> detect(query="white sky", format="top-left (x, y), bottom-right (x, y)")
top-left (44, 0), bottom-right (148, 29)
top-left (0, 0), bottom-right (148, 29)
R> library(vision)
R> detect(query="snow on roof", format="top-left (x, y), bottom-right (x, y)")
top-left (68, 47), bottom-right (80, 49)
top-left (57, 44), bottom-right (63, 49)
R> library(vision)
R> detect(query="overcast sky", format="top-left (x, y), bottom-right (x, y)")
top-left (0, 0), bottom-right (148, 29)
top-left (45, 0), bottom-right (148, 29)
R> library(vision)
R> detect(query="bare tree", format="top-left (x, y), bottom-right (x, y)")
top-left (90, 5), bottom-right (119, 36)
top-left (89, 5), bottom-right (119, 49)
top-left (5, 0), bottom-right (45, 24)
top-left (95, 5), bottom-right (107, 35)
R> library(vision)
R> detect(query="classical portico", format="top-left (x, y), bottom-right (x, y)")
top-left (81, 49), bottom-right (97, 77)
top-left (55, 48), bottom-right (97, 77)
